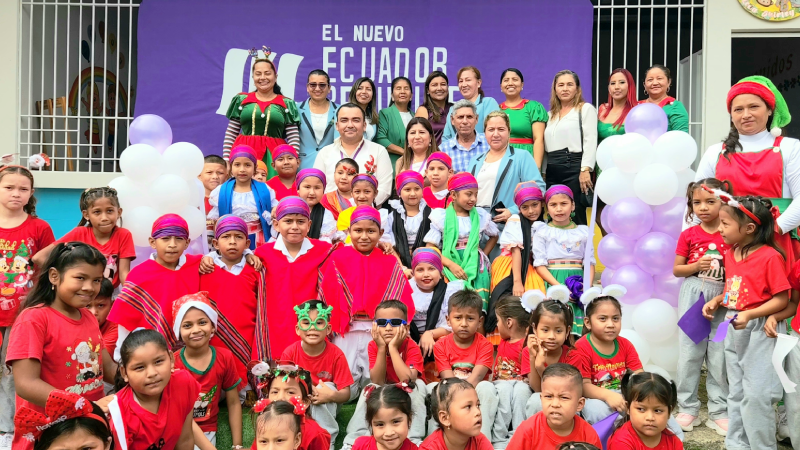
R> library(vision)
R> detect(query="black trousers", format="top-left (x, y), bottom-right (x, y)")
top-left (546, 149), bottom-right (587, 226)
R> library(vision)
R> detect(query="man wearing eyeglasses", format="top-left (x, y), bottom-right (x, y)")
top-left (298, 69), bottom-right (339, 170)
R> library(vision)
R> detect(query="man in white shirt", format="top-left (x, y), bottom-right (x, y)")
top-left (313, 103), bottom-right (394, 206)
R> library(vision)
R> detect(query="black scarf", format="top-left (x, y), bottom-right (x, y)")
top-left (308, 203), bottom-right (325, 239)
top-left (410, 278), bottom-right (448, 343)
top-left (391, 204), bottom-right (432, 268)
top-left (485, 215), bottom-right (534, 333)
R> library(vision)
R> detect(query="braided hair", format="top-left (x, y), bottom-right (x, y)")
top-left (78, 186), bottom-right (121, 227)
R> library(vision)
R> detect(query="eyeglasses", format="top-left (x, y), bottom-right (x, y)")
top-left (308, 83), bottom-right (329, 90)
top-left (374, 318), bottom-right (407, 327)
top-left (298, 317), bottom-right (328, 331)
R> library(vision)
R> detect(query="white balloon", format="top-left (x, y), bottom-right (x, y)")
top-left (611, 133), bottom-right (653, 173)
top-left (178, 205), bottom-right (207, 240)
top-left (620, 329), bottom-right (651, 366)
top-left (632, 298), bottom-right (678, 343)
top-left (149, 174), bottom-right (191, 214)
top-left (162, 142), bottom-right (205, 181)
top-left (119, 144), bottom-right (163, 184)
top-left (675, 168), bottom-right (697, 194)
top-left (634, 163), bottom-right (679, 206)
top-left (643, 364), bottom-right (672, 381)
top-left (108, 176), bottom-right (148, 210)
top-left (597, 135), bottom-right (623, 171)
top-left (649, 335), bottom-right (680, 372)
top-left (621, 302), bottom-right (638, 330)
top-left (595, 167), bottom-right (635, 205)
top-left (123, 206), bottom-right (160, 247)
top-left (653, 131), bottom-right (698, 171)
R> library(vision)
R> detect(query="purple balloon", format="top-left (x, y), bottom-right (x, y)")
top-left (634, 232), bottom-right (678, 276)
top-left (625, 103), bottom-right (668, 143)
top-left (608, 197), bottom-right (653, 240)
top-left (598, 234), bottom-right (637, 270)
top-left (601, 268), bottom-right (615, 286)
top-left (651, 197), bottom-right (686, 240)
top-left (130, 114), bottom-right (173, 153)
top-left (611, 264), bottom-right (655, 304)
top-left (653, 272), bottom-right (683, 307)
top-left (600, 203), bottom-right (615, 234)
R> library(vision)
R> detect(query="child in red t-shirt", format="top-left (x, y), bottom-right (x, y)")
top-left (109, 329), bottom-right (199, 450)
top-left (35, 187), bottom-right (135, 290)
top-left (420, 378), bottom-right (493, 450)
top-left (431, 290), bottom-right (496, 439)
top-left (6, 242), bottom-right (115, 450)
top-left (343, 301), bottom-right (426, 449)
top-left (490, 296), bottom-right (534, 448)
top-left (507, 364), bottom-right (601, 450)
top-left (350, 384), bottom-right (418, 450)
top-left (171, 292), bottom-right (242, 450)
top-left (87, 278), bottom-right (117, 394)
top-left (280, 300), bottom-right (353, 447)
top-left (672, 178), bottom-right (729, 434)
top-left (266, 145), bottom-right (300, 200)
top-left (774, 260), bottom-right (800, 448)
top-left (251, 363), bottom-right (330, 450)
top-left (701, 195), bottom-right (790, 450)
top-left (0, 165), bottom-right (55, 439)
top-left (608, 371), bottom-right (683, 450)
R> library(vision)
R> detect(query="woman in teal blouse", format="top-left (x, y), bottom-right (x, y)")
top-left (377, 76), bottom-right (414, 169)
top-left (639, 64), bottom-right (689, 132)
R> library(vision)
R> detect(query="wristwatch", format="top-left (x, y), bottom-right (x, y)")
top-left (580, 166), bottom-right (592, 172)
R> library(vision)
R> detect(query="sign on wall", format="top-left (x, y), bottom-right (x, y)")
top-left (738, 0), bottom-right (800, 22)
top-left (135, 0), bottom-right (593, 155)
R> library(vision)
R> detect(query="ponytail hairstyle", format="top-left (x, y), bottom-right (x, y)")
top-left (0, 165), bottom-right (38, 217)
top-left (254, 400), bottom-right (303, 438)
top-left (78, 186), bottom-right (121, 227)
top-left (34, 401), bottom-right (113, 450)
top-left (684, 178), bottom-right (731, 223)
top-left (23, 242), bottom-right (106, 311)
top-left (722, 195), bottom-right (783, 259)
top-left (621, 370), bottom-right (677, 416)
top-left (429, 378), bottom-right (474, 429)
top-left (365, 383), bottom-right (413, 427)
top-left (251, 56), bottom-right (283, 96)
top-left (457, 66), bottom-right (486, 98)
top-left (583, 295), bottom-right (622, 336)
top-left (115, 329), bottom-right (171, 392)
top-left (495, 295), bottom-right (532, 332)
top-left (529, 299), bottom-right (575, 346)
top-left (422, 71), bottom-right (452, 123)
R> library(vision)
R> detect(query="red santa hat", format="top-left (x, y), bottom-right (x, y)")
top-left (171, 291), bottom-right (218, 340)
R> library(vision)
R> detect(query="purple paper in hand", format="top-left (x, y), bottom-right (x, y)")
top-left (593, 411), bottom-right (620, 450)
top-left (710, 314), bottom-right (738, 343)
top-left (677, 292), bottom-right (711, 345)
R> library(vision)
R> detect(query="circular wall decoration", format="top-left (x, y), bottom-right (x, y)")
top-left (738, 0), bottom-right (800, 21)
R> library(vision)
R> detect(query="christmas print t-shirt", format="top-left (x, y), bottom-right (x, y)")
top-left (722, 245), bottom-right (790, 311)
top-left (368, 337), bottom-right (426, 383)
top-left (0, 216), bottom-right (54, 326)
top-left (675, 225), bottom-right (727, 281)
top-left (173, 346), bottom-right (242, 432)
top-left (568, 335), bottom-right (642, 390)
top-left (281, 341), bottom-right (355, 389)
top-left (434, 333), bottom-right (494, 381)
top-left (57, 226), bottom-right (136, 288)
top-left (608, 421), bottom-right (683, 450)
top-left (493, 338), bottom-right (529, 381)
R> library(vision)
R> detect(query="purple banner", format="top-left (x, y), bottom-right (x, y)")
top-left (136, 0), bottom-right (593, 155)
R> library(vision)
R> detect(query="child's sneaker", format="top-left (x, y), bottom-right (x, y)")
top-left (706, 418), bottom-right (728, 436)
top-left (675, 413), bottom-right (701, 431)
top-left (0, 433), bottom-right (13, 450)
top-left (777, 404), bottom-right (790, 442)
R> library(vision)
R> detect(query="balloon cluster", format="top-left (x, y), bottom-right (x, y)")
top-left (594, 103), bottom-right (698, 380)
top-left (109, 114), bottom-right (208, 264)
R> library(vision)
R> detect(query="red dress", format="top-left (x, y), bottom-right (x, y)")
top-left (254, 239), bottom-right (333, 357)
top-left (715, 136), bottom-right (797, 269)
top-left (423, 187), bottom-right (451, 209)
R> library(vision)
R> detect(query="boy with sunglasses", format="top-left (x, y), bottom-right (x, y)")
top-left (281, 299), bottom-right (353, 445)
top-left (342, 301), bottom-right (428, 449)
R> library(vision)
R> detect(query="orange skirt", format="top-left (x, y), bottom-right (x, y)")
top-left (486, 254), bottom-right (546, 345)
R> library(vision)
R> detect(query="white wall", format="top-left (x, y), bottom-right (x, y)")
top-left (0, 2), bottom-right (19, 156)
top-left (703, 0), bottom-right (800, 151)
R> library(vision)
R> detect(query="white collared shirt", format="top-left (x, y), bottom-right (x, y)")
top-left (149, 252), bottom-right (187, 270)
top-left (313, 137), bottom-right (394, 205)
top-left (205, 251), bottom-right (247, 275)
top-left (274, 235), bottom-right (314, 263)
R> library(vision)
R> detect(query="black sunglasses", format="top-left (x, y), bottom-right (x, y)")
top-left (374, 318), bottom-right (407, 327)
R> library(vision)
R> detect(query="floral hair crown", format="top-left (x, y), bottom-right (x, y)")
top-left (250, 360), bottom-right (312, 398)
top-left (294, 302), bottom-right (333, 323)
top-left (701, 184), bottom-right (762, 225)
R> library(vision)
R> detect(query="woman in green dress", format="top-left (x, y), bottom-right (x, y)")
top-left (639, 64), bottom-right (689, 132)
top-left (376, 76), bottom-right (414, 169)
top-left (222, 48), bottom-right (300, 177)
top-left (499, 68), bottom-right (548, 169)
